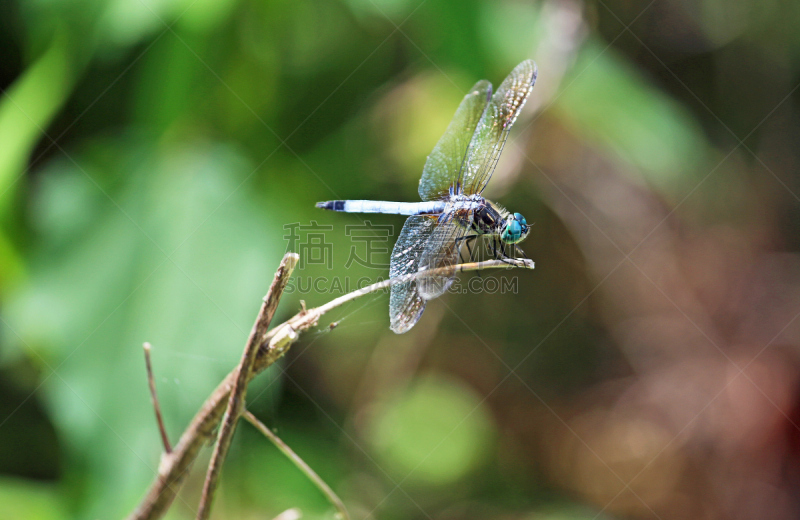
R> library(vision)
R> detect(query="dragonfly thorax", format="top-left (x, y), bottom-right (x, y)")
top-left (470, 199), bottom-right (529, 245)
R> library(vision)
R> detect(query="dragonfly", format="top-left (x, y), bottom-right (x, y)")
top-left (317, 59), bottom-right (537, 333)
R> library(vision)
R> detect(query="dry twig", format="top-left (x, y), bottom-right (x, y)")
top-left (196, 253), bottom-right (299, 520)
top-left (143, 342), bottom-right (171, 454)
top-left (128, 256), bottom-right (534, 520)
top-left (244, 410), bottom-right (350, 520)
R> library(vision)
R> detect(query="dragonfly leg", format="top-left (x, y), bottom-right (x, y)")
top-left (455, 235), bottom-right (466, 264)
top-left (454, 235), bottom-right (467, 264)
top-left (497, 241), bottom-right (516, 266)
top-left (455, 234), bottom-right (480, 265)
top-left (464, 236), bottom-right (483, 279)
top-left (492, 238), bottom-right (513, 264)
top-left (466, 236), bottom-right (479, 262)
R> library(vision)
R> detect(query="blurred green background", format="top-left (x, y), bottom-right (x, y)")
top-left (3, 0), bottom-right (800, 519)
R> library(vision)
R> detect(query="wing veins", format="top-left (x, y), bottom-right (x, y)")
top-left (459, 60), bottom-right (538, 196)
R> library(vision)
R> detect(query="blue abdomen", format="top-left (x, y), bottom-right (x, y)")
top-left (316, 200), bottom-right (446, 216)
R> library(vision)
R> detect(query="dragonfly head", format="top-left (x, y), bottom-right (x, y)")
top-left (500, 212), bottom-right (529, 245)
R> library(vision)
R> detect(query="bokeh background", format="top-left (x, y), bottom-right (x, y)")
top-left (2, 0), bottom-right (800, 519)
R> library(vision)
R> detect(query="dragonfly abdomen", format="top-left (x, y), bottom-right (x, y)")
top-left (316, 200), bottom-right (446, 216)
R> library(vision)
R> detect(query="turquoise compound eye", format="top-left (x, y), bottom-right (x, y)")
top-left (513, 212), bottom-right (527, 227)
top-left (502, 220), bottom-right (523, 243)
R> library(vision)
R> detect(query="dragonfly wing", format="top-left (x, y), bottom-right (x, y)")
top-left (418, 80), bottom-right (492, 201)
top-left (459, 60), bottom-right (537, 195)
top-left (417, 216), bottom-right (465, 300)
top-left (389, 215), bottom-right (437, 333)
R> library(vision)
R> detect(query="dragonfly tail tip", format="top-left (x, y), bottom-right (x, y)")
top-left (316, 200), bottom-right (346, 211)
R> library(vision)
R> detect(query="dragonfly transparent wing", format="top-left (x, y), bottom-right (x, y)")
top-left (418, 80), bottom-right (492, 201)
top-left (417, 216), bottom-right (465, 300)
top-left (459, 60), bottom-right (537, 195)
top-left (389, 216), bottom-right (438, 333)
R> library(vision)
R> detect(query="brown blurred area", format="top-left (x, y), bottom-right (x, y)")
top-left (524, 120), bottom-right (800, 519)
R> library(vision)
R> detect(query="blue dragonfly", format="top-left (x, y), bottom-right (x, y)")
top-left (318, 60), bottom-right (537, 333)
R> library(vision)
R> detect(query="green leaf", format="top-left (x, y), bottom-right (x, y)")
top-left (3, 140), bottom-right (287, 519)
top-left (0, 33), bottom-right (74, 215)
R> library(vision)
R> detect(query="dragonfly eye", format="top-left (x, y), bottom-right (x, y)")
top-left (513, 212), bottom-right (528, 227)
top-left (501, 219), bottom-right (524, 244)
